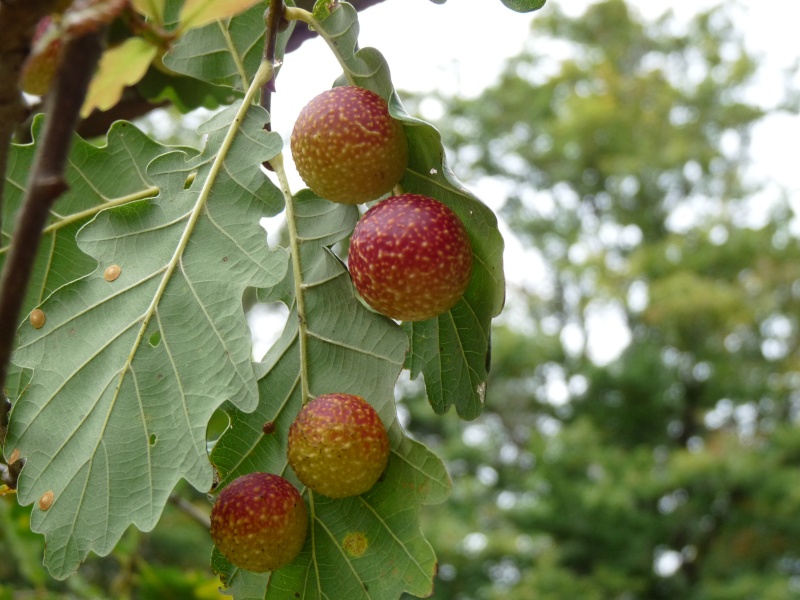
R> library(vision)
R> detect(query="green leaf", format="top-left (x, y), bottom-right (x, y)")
top-left (6, 101), bottom-right (288, 579)
top-left (81, 37), bottom-right (159, 117)
top-left (312, 0), bottom-right (336, 20)
top-left (398, 120), bottom-right (504, 419)
top-left (311, 3), bottom-right (505, 418)
top-left (1, 118), bottom-right (182, 320)
top-left (499, 0), bottom-right (546, 12)
top-left (178, 0), bottom-right (263, 32)
top-left (131, 0), bottom-right (166, 24)
top-left (136, 67), bottom-right (241, 113)
top-left (165, 1), bottom-right (505, 417)
top-left (164, 2), bottom-right (295, 92)
top-left (210, 193), bottom-right (450, 599)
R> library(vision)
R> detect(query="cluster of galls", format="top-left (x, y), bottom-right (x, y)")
top-left (210, 393), bottom-right (389, 572)
top-left (210, 86), bottom-right (473, 574)
top-left (292, 85), bottom-right (473, 322)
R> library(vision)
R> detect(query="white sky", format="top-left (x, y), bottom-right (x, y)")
top-left (273, 0), bottom-right (800, 228)
top-left (264, 0), bottom-right (800, 364)
top-left (275, 0), bottom-right (800, 185)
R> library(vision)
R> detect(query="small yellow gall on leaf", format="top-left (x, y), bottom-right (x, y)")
top-left (30, 309), bottom-right (46, 329)
top-left (343, 531), bottom-right (369, 557)
top-left (39, 490), bottom-right (54, 511)
top-left (103, 264), bottom-right (122, 282)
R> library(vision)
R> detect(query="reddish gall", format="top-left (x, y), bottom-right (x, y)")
top-left (348, 194), bottom-right (473, 321)
top-left (210, 472), bottom-right (307, 573)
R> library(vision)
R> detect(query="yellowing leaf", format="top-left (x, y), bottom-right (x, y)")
top-left (81, 38), bottom-right (158, 117)
top-left (131, 0), bottom-right (166, 24)
top-left (178, 0), bottom-right (262, 32)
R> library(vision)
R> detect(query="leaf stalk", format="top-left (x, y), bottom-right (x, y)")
top-left (116, 59), bottom-right (276, 392)
top-left (268, 152), bottom-right (311, 405)
top-left (284, 6), bottom-right (358, 86)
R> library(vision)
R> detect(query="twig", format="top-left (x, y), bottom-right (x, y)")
top-left (0, 419), bottom-right (23, 488)
top-left (262, 0), bottom-right (286, 105)
top-left (261, 0), bottom-right (286, 172)
top-left (168, 493), bottom-right (211, 529)
top-left (0, 27), bottom-right (107, 437)
top-left (0, 0), bottom-right (60, 241)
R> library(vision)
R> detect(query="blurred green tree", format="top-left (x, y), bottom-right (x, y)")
top-left (400, 1), bottom-right (800, 598)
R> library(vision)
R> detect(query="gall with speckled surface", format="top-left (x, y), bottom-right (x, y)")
top-left (287, 393), bottom-right (390, 498)
top-left (348, 194), bottom-right (473, 321)
top-left (291, 86), bottom-right (408, 204)
top-left (210, 472), bottom-right (307, 573)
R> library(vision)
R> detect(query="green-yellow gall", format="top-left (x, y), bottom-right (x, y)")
top-left (288, 394), bottom-right (390, 498)
top-left (290, 86), bottom-right (408, 204)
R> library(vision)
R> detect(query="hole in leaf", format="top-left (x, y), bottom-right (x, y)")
top-left (206, 408), bottom-right (231, 452)
top-left (184, 171), bottom-right (198, 189)
top-left (149, 331), bottom-right (161, 347)
top-left (247, 301), bottom-right (290, 361)
top-left (260, 214), bottom-right (287, 250)
top-left (149, 433), bottom-right (157, 446)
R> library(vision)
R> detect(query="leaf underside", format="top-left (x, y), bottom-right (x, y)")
top-left (1, 118), bottom-right (183, 330)
top-left (3, 0), bottom-right (507, 594)
top-left (210, 193), bottom-right (450, 599)
top-left (6, 103), bottom-right (287, 579)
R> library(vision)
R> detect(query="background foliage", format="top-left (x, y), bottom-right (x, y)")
top-left (2, 0), bottom-right (800, 598)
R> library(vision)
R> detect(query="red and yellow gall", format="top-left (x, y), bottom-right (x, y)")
top-left (290, 86), bottom-right (408, 204)
top-left (210, 472), bottom-right (307, 573)
top-left (287, 393), bottom-right (390, 499)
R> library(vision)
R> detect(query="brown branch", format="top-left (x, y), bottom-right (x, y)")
top-left (0, 27), bottom-right (107, 447)
top-left (16, 0), bottom-right (392, 148)
top-left (168, 493), bottom-right (211, 529)
top-left (261, 0), bottom-right (287, 171)
top-left (0, 0), bottom-right (60, 239)
top-left (77, 89), bottom-right (169, 139)
top-left (262, 0), bottom-right (286, 131)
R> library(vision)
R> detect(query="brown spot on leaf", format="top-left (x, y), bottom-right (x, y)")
top-left (30, 309), bottom-right (46, 329)
top-left (7, 448), bottom-right (20, 465)
top-left (262, 421), bottom-right (276, 434)
top-left (343, 531), bottom-right (369, 557)
top-left (38, 490), bottom-right (54, 511)
top-left (103, 264), bottom-right (121, 282)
